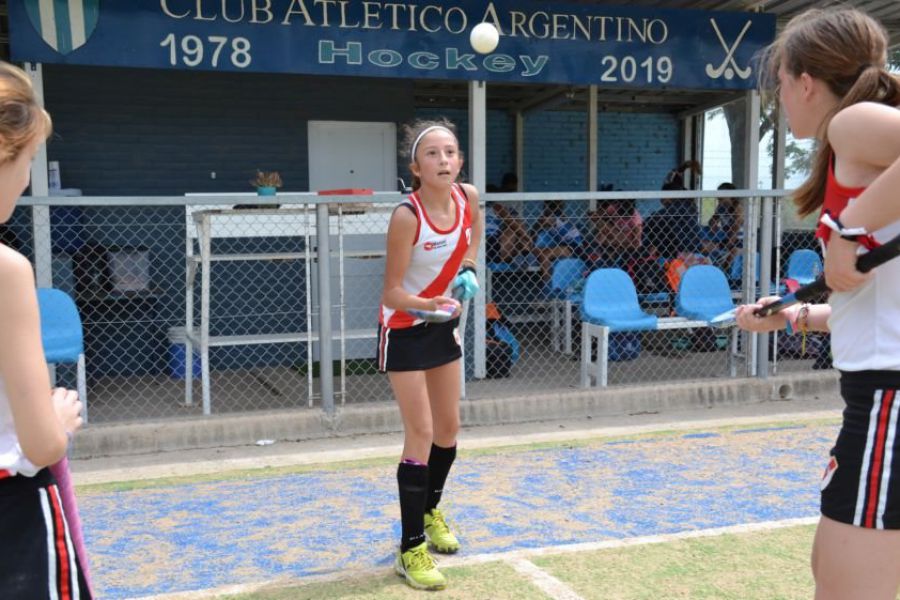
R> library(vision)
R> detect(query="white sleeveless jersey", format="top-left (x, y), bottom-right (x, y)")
top-left (829, 214), bottom-right (900, 371)
top-left (380, 183), bottom-right (472, 329)
top-left (0, 374), bottom-right (40, 477)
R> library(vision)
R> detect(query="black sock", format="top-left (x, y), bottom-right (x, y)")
top-left (425, 443), bottom-right (457, 513)
top-left (397, 461), bottom-right (429, 552)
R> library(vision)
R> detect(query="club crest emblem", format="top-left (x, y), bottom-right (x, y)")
top-left (24, 0), bottom-right (100, 55)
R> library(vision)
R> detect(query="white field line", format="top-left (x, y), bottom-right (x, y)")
top-left (508, 557), bottom-right (587, 600)
top-left (131, 516), bottom-right (819, 600)
top-left (76, 410), bottom-right (840, 486)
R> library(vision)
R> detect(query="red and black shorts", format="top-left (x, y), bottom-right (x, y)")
top-left (377, 318), bottom-right (461, 372)
top-left (0, 468), bottom-right (92, 599)
top-left (821, 370), bottom-right (900, 529)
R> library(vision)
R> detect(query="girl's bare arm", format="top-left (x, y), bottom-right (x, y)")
top-left (0, 247), bottom-right (69, 466)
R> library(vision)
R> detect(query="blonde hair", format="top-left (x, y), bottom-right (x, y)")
top-left (0, 62), bottom-right (52, 165)
top-left (761, 8), bottom-right (900, 217)
top-left (400, 117), bottom-right (461, 190)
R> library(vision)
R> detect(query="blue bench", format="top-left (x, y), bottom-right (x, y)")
top-left (579, 267), bottom-right (738, 387)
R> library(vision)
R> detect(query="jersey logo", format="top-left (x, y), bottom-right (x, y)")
top-left (424, 240), bottom-right (448, 251)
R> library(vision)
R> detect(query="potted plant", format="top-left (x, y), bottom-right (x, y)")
top-left (251, 170), bottom-right (282, 196)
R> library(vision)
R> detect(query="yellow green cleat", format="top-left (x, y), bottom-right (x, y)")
top-left (395, 542), bottom-right (447, 590)
top-left (424, 508), bottom-right (460, 554)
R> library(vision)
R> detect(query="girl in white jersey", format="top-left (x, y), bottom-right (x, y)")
top-left (0, 61), bottom-right (89, 598)
top-left (379, 119), bottom-right (481, 591)
top-left (736, 9), bottom-right (900, 599)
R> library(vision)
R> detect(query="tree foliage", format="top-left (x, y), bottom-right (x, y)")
top-left (715, 47), bottom-right (900, 186)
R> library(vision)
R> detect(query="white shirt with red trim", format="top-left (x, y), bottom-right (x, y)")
top-left (828, 210), bottom-right (900, 371)
top-left (380, 183), bottom-right (472, 329)
top-left (0, 375), bottom-right (41, 477)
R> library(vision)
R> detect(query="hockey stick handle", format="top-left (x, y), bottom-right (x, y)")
top-left (755, 232), bottom-right (900, 317)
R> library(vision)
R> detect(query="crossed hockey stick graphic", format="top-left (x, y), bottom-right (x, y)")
top-left (706, 18), bottom-right (753, 80)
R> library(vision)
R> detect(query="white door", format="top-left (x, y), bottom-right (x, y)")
top-left (308, 121), bottom-right (397, 191)
top-left (307, 121), bottom-right (396, 361)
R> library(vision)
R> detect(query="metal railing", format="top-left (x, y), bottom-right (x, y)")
top-left (5, 189), bottom-right (813, 425)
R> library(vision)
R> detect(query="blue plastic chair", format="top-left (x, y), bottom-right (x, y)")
top-left (675, 265), bottom-right (735, 322)
top-left (674, 265), bottom-right (740, 374)
top-left (37, 288), bottom-right (88, 423)
top-left (582, 268), bottom-right (658, 331)
top-left (579, 268), bottom-right (656, 386)
top-left (546, 257), bottom-right (585, 354)
top-left (546, 257), bottom-right (585, 300)
top-left (785, 249), bottom-right (822, 286)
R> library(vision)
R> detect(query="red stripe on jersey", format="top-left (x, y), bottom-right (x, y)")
top-left (0, 469), bottom-right (11, 479)
top-left (383, 185), bottom-right (471, 329)
top-left (48, 484), bottom-right (73, 600)
top-left (417, 186), bottom-right (470, 300)
top-left (384, 310), bottom-right (415, 329)
top-left (865, 389), bottom-right (896, 528)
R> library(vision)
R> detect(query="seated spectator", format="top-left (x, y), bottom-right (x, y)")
top-left (644, 161), bottom-right (702, 261)
top-left (485, 174), bottom-right (534, 265)
top-left (711, 182), bottom-right (743, 267)
top-left (713, 183), bottom-right (741, 236)
top-left (587, 197), bottom-right (643, 268)
top-left (700, 213), bottom-right (730, 267)
top-left (533, 199), bottom-right (583, 280)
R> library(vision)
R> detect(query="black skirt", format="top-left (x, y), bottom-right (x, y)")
top-left (377, 318), bottom-right (462, 372)
top-left (820, 370), bottom-right (900, 529)
top-left (0, 468), bottom-right (92, 599)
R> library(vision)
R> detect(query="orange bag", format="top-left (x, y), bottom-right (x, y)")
top-left (665, 253), bottom-right (710, 292)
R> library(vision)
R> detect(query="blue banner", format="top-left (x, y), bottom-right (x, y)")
top-left (9, 1), bottom-right (775, 90)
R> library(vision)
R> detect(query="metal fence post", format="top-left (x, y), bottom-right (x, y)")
top-left (757, 195), bottom-right (774, 377)
top-left (316, 202), bottom-right (334, 415)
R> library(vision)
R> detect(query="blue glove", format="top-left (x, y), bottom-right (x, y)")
top-left (453, 266), bottom-right (479, 300)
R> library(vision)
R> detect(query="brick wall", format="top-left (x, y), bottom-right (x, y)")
top-left (598, 112), bottom-right (680, 191)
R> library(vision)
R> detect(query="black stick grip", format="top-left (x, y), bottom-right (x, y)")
top-left (755, 233), bottom-right (900, 317)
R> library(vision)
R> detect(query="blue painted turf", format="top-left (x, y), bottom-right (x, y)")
top-left (80, 422), bottom-right (837, 598)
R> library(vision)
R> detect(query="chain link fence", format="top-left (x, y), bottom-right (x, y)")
top-left (771, 197), bottom-right (829, 373)
top-left (6, 190), bottom-right (813, 424)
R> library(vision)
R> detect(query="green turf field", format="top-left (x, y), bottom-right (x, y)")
top-left (223, 524), bottom-right (818, 600)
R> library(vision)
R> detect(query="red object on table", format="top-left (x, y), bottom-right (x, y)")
top-left (316, 188), bottom-right (374, 195)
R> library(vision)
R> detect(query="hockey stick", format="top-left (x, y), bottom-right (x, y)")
top-left (50, 455), bottom-right (93, 594)
top-left (710, 232), bottom-right (900, 326)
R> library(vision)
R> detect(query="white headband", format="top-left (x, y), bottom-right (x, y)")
top-left (410, 125), bottom-right (455, 160)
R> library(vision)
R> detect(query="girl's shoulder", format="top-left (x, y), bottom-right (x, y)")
top-left (830, 103), bottom-right (900, 171)
top-left (457, 182), bottom-right (480, 203)
top-left (0, 246), bottom-right (36, 308)
top-left (0, 244), bottom-right (32, 277)
top-left (389, 199), bottom-right (420, 228)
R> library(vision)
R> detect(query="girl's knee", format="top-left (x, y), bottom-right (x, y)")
top-left (404, 421), bottom-right (433, 445)
top-left (433, 420), bottom-right (459, 443)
